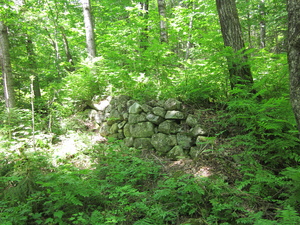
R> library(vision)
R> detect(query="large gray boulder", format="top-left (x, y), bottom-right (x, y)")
top-left (129, 102), bottom-right (143, 114)
top-left (191, 125), bottom-right (206, 137)
top-left (165, 111), bottom-right (185, 120)
top-left (123, 123), bottom-right (131, 137)
top-left (99, 122), bottom-right (110, 136)
top-left (167, 146), bottom-right (186, 160)
top-left (186, 114), bottom-right (198, 127)
top-left (158, 120), bottom-right (180, 134)
top-left (177, 133), bottom-right (192, 150)
top-left (151, 133), bottom-right (177, 153)
top-left (133, 138), bottom-right (153, 149)
top-left (146, 113), bottom-right (164, 125)
top-left (153, 107), bottom-right (166, 117)
top-left (130, 122), bottom-right (154, 138)
top-left (128, 113), bottom-right (147, 124)
top-left (164, 98), bottom-right (182, 110)
top-left (107, 109), bottom-right (122, 125)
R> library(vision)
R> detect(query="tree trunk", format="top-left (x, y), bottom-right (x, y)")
top-left (139, 1), bottom-right (149, 50)
top-left (82, 0), bottom-right (96, 59)
top-left (287, 0), bottom-right (300, 135)
top-left (26, 36), bottom-right (41, 99)
top-left (0, 21), bottom-right (16, 108)
top-left (259, 0), bottom-right (266, 49)
top-left (216, 0), bottom-right (254, 90)
top-left (60, 27), bottom-right (75, 72)
top-left (157, 0), bottom-right (168, 43)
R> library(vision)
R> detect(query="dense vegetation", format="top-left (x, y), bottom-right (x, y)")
top-left (1, 0), bottom-right (300, 224)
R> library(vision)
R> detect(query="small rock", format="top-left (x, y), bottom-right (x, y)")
top-left (153, 107), bottom-right (166, 117)
top-left (165, 110), bottom-right (185, 120)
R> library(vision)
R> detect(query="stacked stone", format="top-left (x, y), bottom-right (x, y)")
top-left (89, 95), bottom-right (212, 160)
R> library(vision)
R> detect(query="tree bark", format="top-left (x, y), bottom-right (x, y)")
top-left (26, 36), bottom-right (41, 99)
top-left (139, 1), bottom-right (149, 50)
top-left (82, 0), bottom-right (96, 59)
top-left (216, 0), bottom-right (254, 90)
top-left (287, 0), bottom-right (300, 135)
top-left (0, 21), bottom-right (16, 108)
top-left (157, 0), bottom-right (168, 43)
top-left (259, 0), bottom-right (266, 49)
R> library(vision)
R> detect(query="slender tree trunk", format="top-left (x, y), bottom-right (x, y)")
top-left (0, 21), bottom-right (16, 108)
top-left (139, 1), bottom-right (149, 50)
top-left (82, 0), bottom-right (96, 59)
top-left (259, 0), bottom-right (266, 49)
top-left (26, 36), bottom-right (41, 99)
top-left (60, 27), bottom-right (75, 72)
top-left (287, 0), bottom-right (300, 135)
top-left (216, 0), bottom-right (254, 90)
top-left (157, 0), bottom-right (168, 43)
top-left (185, 2), bottom-right (195, 60)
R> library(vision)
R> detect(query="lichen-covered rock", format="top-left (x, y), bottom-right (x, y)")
top-left (133, 138), bottom-right (153, 149)
top-left (130, 122), bottom-right (154, 138)
top-left (123, 123), bottom-right (131, 137)
top-left (152, 107), bottom-right (166, 117)
top-left (110, 123), bottom-right (118, 134)
top-left (141, 104), bottom-right (152, 113)
top-left (129, 102), bottom-right (142, 114)
top-left (158, 120), bottom-right (180, 134)
top-left (128, 113), bottom-right (147, 124)
top-left (107, 109), bottom-right (122, 125)
top-left (99, 122), bottom-right (110, 136)
top-left (151, 133), bottom-right (177, 153)
top-left (164, 98), bottom-right (182, 110)
top-left (165, 110), bottom-right (185, 120)
top-left (124, 137), bottom-right (134, 147)
top-left (191, 125), bottom-right (206, 136)
top-left (146, 113), bottom-right (164, 125)
top-left (186, 114), bottom-right (198, 127)
top-left (167, 146), bottom-right (186, 160)
top-left (177, 133), bottom-right (192, 150)
top-left (118, 121), bottom-right (127, 129)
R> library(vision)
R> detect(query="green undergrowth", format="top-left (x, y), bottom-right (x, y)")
top-left (0, 137), bottom-right (300, 225)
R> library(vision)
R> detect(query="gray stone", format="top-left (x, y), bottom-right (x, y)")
top-left (186, 114), bottom-right (198, 127)
top-left (118, 130), bottom-right (125, 139)
top-left (130, 122), bottom-right (154, 138)
top-left (151, 133), bottom-right (177, 153)
top-left (123, 124), bottom-right (131, 137)
top-left (133, 138), bottom-right (153, 149)
top-left (177, 133), bottom-right (192, 150)
top-left (146, 113), bottom-right (164, 125)
top-left (141, 104), bottom-right (152, 113)
top-left (153, 107), bottom-right (166, 117)
top-left (127, 99), bottom-right (136, 108)
top-left (165, 110), bottom-right (185, 120)
top-left (129, 102), bottom-right (142, 114)
top-left (110, 123), bottom-right (119, 134)
top-left (191, 125), bottom-right (206, 136)
top-left (158, 120), bottom-right (180, 134)
top-left (118, 121), bottom-right (127, 129)
top-left (164, 98), bottom-right (182, 110)
top-left (128, 113), bottom-right (147, 124)
top-left (122, 112), bottom-right (129, 120)
top-left (107, 109), bottom-right (122, 125)
top-left (91, 96), bottom-right (111, 111)
top-left (167, 146), bottom-right (186, 160)
top-left (99, 122), bottom-right (110, 136)
top-left (124, 137), bottom-right (134, 147)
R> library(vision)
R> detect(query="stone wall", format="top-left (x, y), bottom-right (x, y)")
top-left (88, 95), bottom-right (213, 160)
